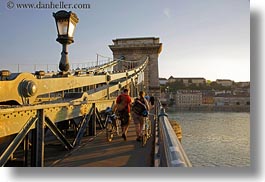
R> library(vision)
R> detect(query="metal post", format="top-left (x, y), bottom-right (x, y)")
top-left (106, 73), bottom-right (111, 99)
top-left (130, 78), bottom-right (135, 97)
top-left (88, 103), bottom-right (96, 136)
top-left (23, 134), bottom-right (29, 167)
top-left (31, 128), bottom-right (36, 167)
top-left (73, 110), bottom-right (92, 147)
top-left (107, 83), bottom-right (110, 99)
top-left (126, 71), bottom-right (128, 86)
top-left (135, 79), bottom-right (138, 97)
top-left (33, 109), bottom-right (45, 167)
top-left (129, 82), bottom-right (132, 97)
top-left (59, 44), bottom-right (69, 72)
top-left (133, 84), bottom-right (136, 97)
top-left (96, 54), bottom-right (99, 66)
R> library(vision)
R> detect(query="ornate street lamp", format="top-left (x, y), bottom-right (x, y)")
top-left (53, 10), bottom-right (79, 72)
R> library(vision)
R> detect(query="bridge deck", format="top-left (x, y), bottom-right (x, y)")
top-left (44, 118), bottom-right (155, 167)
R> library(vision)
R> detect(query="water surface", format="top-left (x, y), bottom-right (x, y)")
top-left (168, 112), bottom-right (250, 167)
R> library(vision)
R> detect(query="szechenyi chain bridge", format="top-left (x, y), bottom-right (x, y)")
top-left (0, 11), bottom-right (191, 167)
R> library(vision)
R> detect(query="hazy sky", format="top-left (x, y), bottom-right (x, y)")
top-left (0, 0), bottom-right (249, 81)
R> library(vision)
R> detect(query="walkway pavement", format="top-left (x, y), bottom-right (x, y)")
top-left (44, 118), bottom-right (155, 167)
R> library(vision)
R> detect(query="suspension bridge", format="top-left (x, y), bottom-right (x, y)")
top-left (0, 37), bottom-right (191, 167)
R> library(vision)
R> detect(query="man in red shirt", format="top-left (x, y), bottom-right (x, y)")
top-left (116, 88), bottom-right (132, 141)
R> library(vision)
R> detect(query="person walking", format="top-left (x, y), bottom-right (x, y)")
top-left (131, 91), bottom-right (150, 142)
top-left (115, 88), bottom-right (132, 141)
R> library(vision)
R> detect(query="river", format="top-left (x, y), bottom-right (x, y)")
top-left (168, 112), bottom-right (250, 167)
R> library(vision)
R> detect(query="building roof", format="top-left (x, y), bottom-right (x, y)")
top-left (168, 76), bottom-right (206, 80)
top-left (112, 37), bottom-right (159, 41)
top-left (216, 79), bottom-right (233, 82)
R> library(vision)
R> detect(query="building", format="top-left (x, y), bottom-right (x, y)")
top-left (214, 94), bottom-right (250, 106)
top-left (202, 96), bottom-right (215, 105)
top-left (182, 78), bottom-right (206, 86)
top-left (167, 76), bottom-right (176, 83)
top-left (175, 90), bottom-right (202, 107)
top-left (109, 37), bottom-right (162, 98)
top-left (202, 90), bottom-right (215, 105)
top-left (216, 79), bottom-right (234, 87)
top-left (159, 78), bottom-right (168, 85)
top-left (215, 90), bottom-right (232, 96)
top-left (237, 82), bottom-right (250, 88)
top-left (167, 76), bottom-right (206, 86)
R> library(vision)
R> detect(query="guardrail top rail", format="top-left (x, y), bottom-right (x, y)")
top-left (157, 103), bottom-right (192, 167)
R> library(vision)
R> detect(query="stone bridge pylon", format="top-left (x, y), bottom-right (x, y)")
top-left (109, 37), bottom-right (162, 98)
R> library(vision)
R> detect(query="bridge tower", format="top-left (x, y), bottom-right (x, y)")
top-left (109, 37), bottom-right (162, 98)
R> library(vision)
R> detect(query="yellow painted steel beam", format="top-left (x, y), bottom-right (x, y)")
top-left (0, 57), bottom-right (148, 105)
top-left (0, 99), bottom-right (114, 138)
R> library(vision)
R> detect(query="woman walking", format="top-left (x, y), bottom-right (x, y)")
top-left (131, 91), bottom-right (150, 141)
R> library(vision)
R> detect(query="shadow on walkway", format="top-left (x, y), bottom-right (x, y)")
top-left (45, 120), bottom-right (155, 167)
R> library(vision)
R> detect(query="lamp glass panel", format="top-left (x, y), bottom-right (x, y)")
top-left (57, 19), bottom-right (69, 35)
top-left (68, 21), bottom-right (76, 37)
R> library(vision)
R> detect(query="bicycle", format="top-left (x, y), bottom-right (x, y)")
top-left (141, 116), bottom-right (151, 147)
top-left (104, 107), bottom-right (120, 142)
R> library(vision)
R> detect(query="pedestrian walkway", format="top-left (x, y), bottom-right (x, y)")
top-left (44, 120), bottom-right (155, 167)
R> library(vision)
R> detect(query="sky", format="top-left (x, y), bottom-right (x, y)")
top-left (0, 0), bottom-right (250, 81)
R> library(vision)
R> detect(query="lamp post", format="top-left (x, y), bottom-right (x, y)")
top-left (53, 10), bottom-right (79, 72)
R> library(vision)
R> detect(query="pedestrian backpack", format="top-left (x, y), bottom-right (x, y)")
top-left (132, 98), bottom-right (147, 116)
top-left (116, 95), bottom-right (127, 111)
top-left (150, 96), bottom-right (155, 106)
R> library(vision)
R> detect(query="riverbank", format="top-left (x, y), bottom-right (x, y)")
top-left (165, 105), bottom-right (250, 112)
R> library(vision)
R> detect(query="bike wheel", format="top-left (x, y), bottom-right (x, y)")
top-left (106, 123), bottom-right (113, 142)
top-left (147, 119), bottom-right (151, 139)
top-left (141, 129), bottom-right (147, 147)
top-left (115, 119), bottom-right (120, 136)
top-left (116, 126), bottom-right (120, 136)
